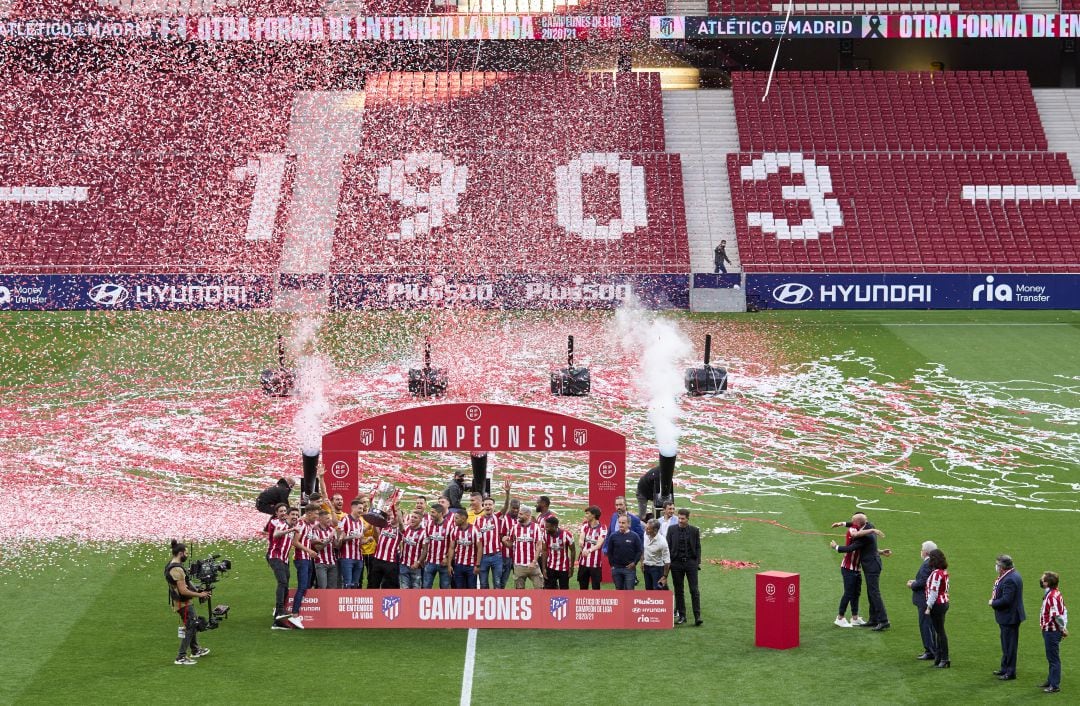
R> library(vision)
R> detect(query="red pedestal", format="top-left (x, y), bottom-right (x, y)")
top-left (755, 571), bottom-right (800, 649)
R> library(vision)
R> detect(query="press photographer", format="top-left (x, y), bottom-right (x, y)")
top-left (165, 540), bottom-right (210, 666)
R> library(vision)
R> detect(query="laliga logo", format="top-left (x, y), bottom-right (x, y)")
top-left (772, 283), bottom-right (813, 305)
top-left (765, 583), bottom-right (776, 596)
top-left (88, 283), bottom-right (129, 306)
top-left (597, 461), bottom-right (617, 480)
top-left (0, 285), bottom-right (10, 306)
top-left (330, 461), bottom-right (350, 479)
top-left (788, 584), bottom-right (796, 597)
top-left (465, 405), bottom-right (482, 422)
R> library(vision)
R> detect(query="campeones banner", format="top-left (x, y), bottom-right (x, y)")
top-left (286, 589), bottom-right (673, 629)
top-left (650, 14), bottom-right (1080, 39)
top-left (0, 15), bottom-right (632, 41)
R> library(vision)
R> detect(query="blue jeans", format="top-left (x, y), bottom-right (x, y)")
top-left (612, 566), bottom-right (636, 590)
top-left (339, 558), bottom-right (364, 589)
top-left (1045, 630), bottom-right (1063, 688)
top-left (478, 553), bottom-right (504, 589)
top-left (292, 559), bottom-right (314, 614)
top-left (399, 564), bottom-right (422, 589)
top-left (499, 556), bottom-right (513, 588)
top-left (644, 565), bottom-right (666, 590)
top-left (453, 563), bottom-right (477, 589)
top-left (423, 562), bottom-right (451, 589)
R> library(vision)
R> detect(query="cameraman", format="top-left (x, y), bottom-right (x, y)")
top-left (166, 540), bottom-right (210, 666)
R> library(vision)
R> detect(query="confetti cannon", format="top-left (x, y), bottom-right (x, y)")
top-left (550, 335), bottom-right (590, 396)
top-left (684, 334), bottom-right (728, 396)
top-left (260, 335), bottom-right (296, 397)
top-left (470, 451), bottom-right (491, 497)
top-left (408, 338), bottom-right (448, 397)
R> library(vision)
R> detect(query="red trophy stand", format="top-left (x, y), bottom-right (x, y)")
top-left (755, 571), bottom-right (800, 649)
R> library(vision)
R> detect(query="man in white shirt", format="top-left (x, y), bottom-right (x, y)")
top-left (657, 501), bottom-right (678, 541)
top-left (643, 519), bottom-right (671, 591)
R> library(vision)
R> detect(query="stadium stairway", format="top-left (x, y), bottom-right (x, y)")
top-left (1033, 88), bottom-right (1080, 181)
top-left (1019, 0), bottom-right (1060, 11)
top-left (662, 89), bottom-right (746, 312)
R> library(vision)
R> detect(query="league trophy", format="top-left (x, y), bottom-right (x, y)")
top-left (362, 481), bottom-right (402, 528)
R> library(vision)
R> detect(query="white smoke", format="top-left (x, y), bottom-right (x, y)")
top-left (290, 315), bottom-right (334, 456)
top-left (614, 297), bottom-right (692, 456)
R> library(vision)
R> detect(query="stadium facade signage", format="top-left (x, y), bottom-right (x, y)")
top-left (287, 589), bottom-right (673, 629)
top-left (0, 274), bottom-right (272, 310)
top-left (744, 274), bottom-right (1080, 309)
top-left (0, 15), bottom-right (632, 41)
top-left (650, 14), bottom-right (1080, 39)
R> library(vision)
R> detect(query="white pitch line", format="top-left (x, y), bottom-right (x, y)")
top-left (460, 628), bottom-right (478, 706)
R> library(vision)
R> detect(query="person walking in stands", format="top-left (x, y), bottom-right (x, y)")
top-left (990, 554), bottom-right (1026, 681)
top-left (714, 240), bottom-right (733, 274)
top-left (907, 541), bottom-right (939, 658)
top-left (924, 549), bottom-right (951, 668)
top-left (1039, 571), bottom-right (1068, 694)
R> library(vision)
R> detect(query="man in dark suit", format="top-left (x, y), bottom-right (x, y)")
top-left (831, 513), bottom-right (890, 630)
top-left (989, 554), bottom-right (1026, 680)
top-left (667, 508), bottom-right (703, 626)
top-left (907, 541), bottom-right (938, 660)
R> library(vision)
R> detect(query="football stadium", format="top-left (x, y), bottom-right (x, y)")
top-left (1, 1), bottom-right (1079, 704)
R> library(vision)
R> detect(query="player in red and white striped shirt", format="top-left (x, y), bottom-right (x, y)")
top-left (923, 549), bottom-right (950, 668)
top-left (311, 510), bottom-right (339, 589)
top-left (337, 499), bottom-right (367, 588)
top-left (369, 507), bottom-right (403, 589)
top-left (504, 507), bottom-right (543, 589)
top-left (1040, 571), bottom-right (1069, 693)
top-left (398, 511), bottom-right (428, 589)
top-left (422, 504), bottom-right (452, 589)
top-left (266, 505), bottom-right (301, 626)
top-left (831, 521), bottom-right (864, 627)
top-left (577, 506), bottom-right (607, 590)
top-left (475, 498), bottom-right (505, 589)
top-left (288, 505), bottom-right (320, 625)
top-left (540, 516), bottom-right (576, 590)
top-left (446, 510), bottom-right (481, 589)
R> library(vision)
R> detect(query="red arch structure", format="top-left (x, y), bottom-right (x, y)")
top-left (320, 403), bottom-right (626, 573)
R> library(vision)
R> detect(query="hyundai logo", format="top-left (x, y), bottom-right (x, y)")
top-left (772, 283), bottom-right (813, 305)
top-left (0, 286), bottom-right (10, 305)
top-left (88, 283), bottom-right (130, 306)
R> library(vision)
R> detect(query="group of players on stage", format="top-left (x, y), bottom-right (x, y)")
top-left (260, 474), bottom-right (689, 630)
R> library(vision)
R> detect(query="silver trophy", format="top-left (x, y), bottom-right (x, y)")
top-left (362, 481), bottom-right (402, 528)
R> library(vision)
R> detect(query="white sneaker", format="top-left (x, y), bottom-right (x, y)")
top-left (850, 617), bottom-right (867, 626)
top-left (287, 615), bottom-right (306, 629)
top-left (271, 624), bottom-right (291, 630)
top-left (174, 657), bottom-right (198, 665)
top-left (834, 617), bottom-right (851, 627)
top-left (190, 647), bottom-right (210, 658)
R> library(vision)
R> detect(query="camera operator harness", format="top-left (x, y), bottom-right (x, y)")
top-left (165, 555), bottom-right (231, 632)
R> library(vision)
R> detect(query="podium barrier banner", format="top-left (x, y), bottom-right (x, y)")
top-left (755, 571), bottom-right (800, 649)
top-left (286, 589), bottom-right (673, 629)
